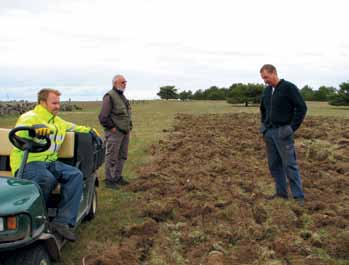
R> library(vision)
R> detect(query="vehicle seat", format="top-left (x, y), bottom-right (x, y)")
top-left (0, 128), bottom-right (75, 194)
top-left (0, 128), bottom-right (15, 177)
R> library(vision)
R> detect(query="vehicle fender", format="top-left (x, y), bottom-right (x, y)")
top-left (38, 233), bottom-right (62, 262)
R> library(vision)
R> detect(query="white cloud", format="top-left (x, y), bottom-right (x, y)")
top-left (0, 0), bottom-right (348, 100)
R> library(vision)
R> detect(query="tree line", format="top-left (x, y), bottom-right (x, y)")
top-left (300, 83), bottom-right (349, 105)
top-left (157, 82), bottom-right (349, 106)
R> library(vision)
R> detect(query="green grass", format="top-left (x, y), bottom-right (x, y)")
top-left (1, 100), bottom-right (349, 264)
top-left (305, 101), bottom-right (349, 118)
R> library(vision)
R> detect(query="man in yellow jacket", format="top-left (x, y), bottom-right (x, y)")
top-left (10, 88), bottom-right (101, 242)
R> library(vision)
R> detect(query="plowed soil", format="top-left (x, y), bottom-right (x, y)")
top-left (86, 113), bottom-right (349, 265)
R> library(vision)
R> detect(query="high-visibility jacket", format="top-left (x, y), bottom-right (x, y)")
top-left (10, 104), bottom-right (91, 174)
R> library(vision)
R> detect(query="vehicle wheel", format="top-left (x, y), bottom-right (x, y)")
top-left (85, 187), bottom-right (97, 221)
top-left (3, 244), bottom-right (51, 265)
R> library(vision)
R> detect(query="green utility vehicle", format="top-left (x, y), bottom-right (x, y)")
top-left (0, 126), bottom-right (104, 265)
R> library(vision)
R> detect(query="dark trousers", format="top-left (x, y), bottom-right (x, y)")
top-left (21, 161), bottom-right (83, 226)
top-left (264, 126), bottom-right (304, 199)
top-left (105, 130), bottom-right (129, 181)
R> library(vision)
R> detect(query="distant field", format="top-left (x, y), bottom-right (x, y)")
top-left (0, 100), bottom-right (348, 265)
top-left (1, 100), bottom-right (349, 128)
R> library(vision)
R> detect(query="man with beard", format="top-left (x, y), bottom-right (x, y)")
top-left (99, 75), bottom-right (132, 189)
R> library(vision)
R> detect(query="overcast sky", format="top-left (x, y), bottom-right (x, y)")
top-left (0, 0), bottom-right (348, 100)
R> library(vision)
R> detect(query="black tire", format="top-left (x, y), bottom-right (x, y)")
top-left (85, 187), bottom-right (97, 221)
top-left (3, 244), bottom-right (51, 265)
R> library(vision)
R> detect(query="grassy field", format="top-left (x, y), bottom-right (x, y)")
top-left (0, 100), bottom-right (348, 264)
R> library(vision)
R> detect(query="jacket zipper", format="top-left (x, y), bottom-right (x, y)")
top-left (270, 87), bottom-right (273, 127)
top-left (48, 117), bottom-right (58, 155)
top-left (52, 118), bottom-right (58, 153)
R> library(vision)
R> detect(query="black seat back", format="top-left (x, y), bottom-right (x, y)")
top-left (59, 132), bottom-right (105, 178)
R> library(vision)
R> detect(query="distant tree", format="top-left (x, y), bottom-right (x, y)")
top-left (157, 86), bottom-right (178, 100)
top-left (226, 83), bottom-right (243, 97)
top-left (226, 83), bottom-right (245, 104)
top-left (300, 85), bottom-right (315, 101)
top-left (191, 89), bottom-right (205, 100)
top-left (313, 85), bottom-right (337, 101)
top-left (329, 82), bottom-right (349, 106)
top-left (246, 83), bottom-right (264, 104)
top-left (178, 90), bottom-right (193, 101)
top-left (226, 83), bottom-right (264, 107)
top-left (204, 86), bottom-right (228, 100)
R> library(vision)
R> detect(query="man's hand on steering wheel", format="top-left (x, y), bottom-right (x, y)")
top-left (9, 126), bottom-right (51, 153)
top-left (31, 124), bottom-right (51, 139)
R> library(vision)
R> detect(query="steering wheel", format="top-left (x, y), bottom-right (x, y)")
top-left (9, 126), bottom-right (51, 153)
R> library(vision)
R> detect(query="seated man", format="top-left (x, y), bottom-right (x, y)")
top-left (10, 88), bottom-right (102, 242)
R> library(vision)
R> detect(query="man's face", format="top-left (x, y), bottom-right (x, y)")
top-left (42, 92), bottom-right (60, 115)
top-left (114, 76), bottom-right (127, 90)
top-left (261, 70), bottom-right (277, 87)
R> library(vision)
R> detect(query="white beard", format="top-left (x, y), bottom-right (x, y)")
top-left (116, 87), bottom-right (125, 92)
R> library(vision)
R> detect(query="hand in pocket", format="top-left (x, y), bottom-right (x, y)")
top-left (279, 125), bottom-right (293, 139)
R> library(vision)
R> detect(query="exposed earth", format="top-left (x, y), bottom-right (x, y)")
top-left (85, 113), bottom-right (349, 265)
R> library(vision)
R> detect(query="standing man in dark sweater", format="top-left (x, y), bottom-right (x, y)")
top-left (259, 64), bottom-right (307, 205)
top-left (99, 75), bottom-right (132, 189)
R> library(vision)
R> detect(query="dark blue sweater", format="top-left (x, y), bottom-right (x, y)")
top-left (260, 79), bottom-right (307, 131)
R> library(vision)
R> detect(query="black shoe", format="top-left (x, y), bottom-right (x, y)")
top-left (104, 179), bottom-right (119, 189)
top-left (116, 176), bottom-right (129, 186)
top-left (50, 222), bottom-right (77, 242)
top-left (266, 193), bottom-right (288, 200)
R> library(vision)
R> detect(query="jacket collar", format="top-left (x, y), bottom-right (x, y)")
top-left (275, 79), bottom-right (284, 89)
top-left (33, 104), bottom-right (55, 121)
top-left (268, 79), bottom-right (284, 92)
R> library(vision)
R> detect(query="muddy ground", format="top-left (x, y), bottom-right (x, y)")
top-left (86, 113), bottom-right (349, 265)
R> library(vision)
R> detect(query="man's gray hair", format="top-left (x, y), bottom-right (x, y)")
top-left (112, 75), bottom-right (123, 85)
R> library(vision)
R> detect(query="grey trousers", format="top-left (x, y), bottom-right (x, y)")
top-left (105, 130), bottom-right (130, 181)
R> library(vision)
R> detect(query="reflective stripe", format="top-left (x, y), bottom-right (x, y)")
top-left (46, 132), bottom-right (65, 153)
top-left (46, 139), bottom-right (64, 153)
top-left (66, 123), bottom-right (77, 132)
top-left (55, 143), bottom-right (61, 152)
top-left (48, 144), bottom-right (56, 152)
top-left (56, 135), bottom-right (64, 142)
top-left (48, 134), bottom-right (56, 152)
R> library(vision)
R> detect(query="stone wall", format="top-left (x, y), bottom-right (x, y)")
top-left (0, 101), bottom-right (82, 116)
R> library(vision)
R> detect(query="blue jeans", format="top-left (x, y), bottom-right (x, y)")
top-left (264, 126), bottom-right (304, 199)
top-left (21, 161), bottom-right (83, 226)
